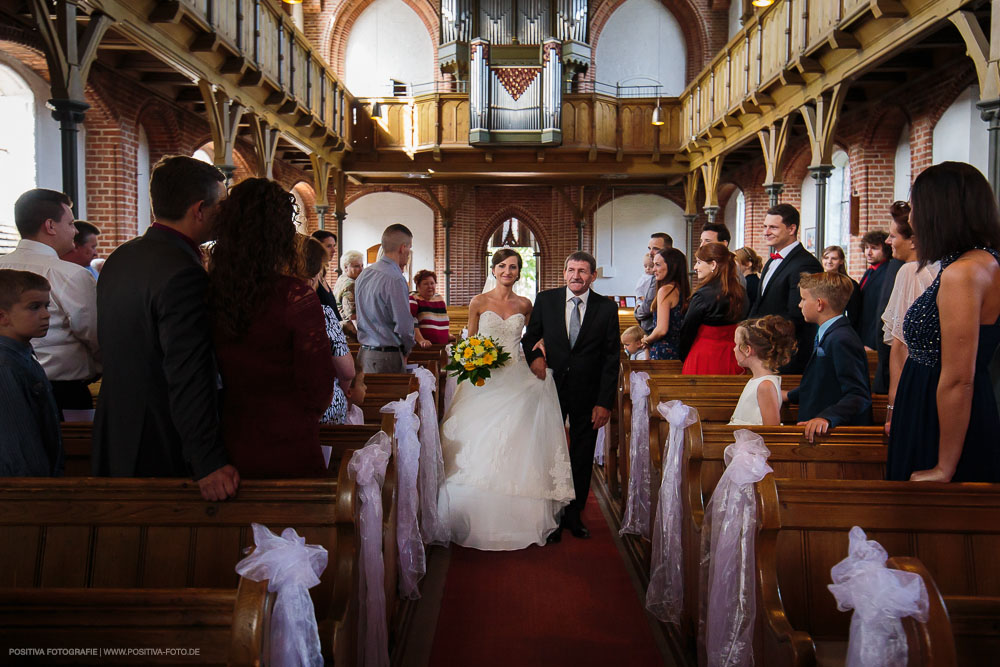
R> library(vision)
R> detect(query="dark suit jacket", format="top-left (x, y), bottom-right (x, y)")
top-left (92, 226), bottom-right (228, 480)
top-left (872, 258), bottom-right (903, 393)
top-left (858, 261), bottom-right (893, 349)
top-left (317, 281), bottom-right (343, 320)
top-left (750, 243), bottom-right (823, 373)
top-left (522, 288), bottom-right (620, 412)
top-left (787, 316), bottom-right (873, 427)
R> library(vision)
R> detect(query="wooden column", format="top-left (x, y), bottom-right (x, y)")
top-left (758, 119), bottom-right (791, 208)
top-left (199, 81), bottom-right (245, 181)
top-left (700, 156), bottom-right (724, 225)
top-left (800, 85), bottom-right (846, 258)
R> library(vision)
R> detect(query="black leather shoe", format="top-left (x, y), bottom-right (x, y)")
top-left (546, 527), bottom-right (562, 544)
top-left (567, 519), bottom-right (590, 539)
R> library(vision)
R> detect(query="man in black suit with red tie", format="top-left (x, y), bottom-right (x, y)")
top-left (749, 204), bottom-right (823, 373)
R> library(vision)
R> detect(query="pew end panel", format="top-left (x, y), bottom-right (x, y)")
top-left (886, 556), bottom-right (959, 667)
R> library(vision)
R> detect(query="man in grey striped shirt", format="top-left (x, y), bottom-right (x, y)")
top-left (354, 224), bottom-right (416, 373)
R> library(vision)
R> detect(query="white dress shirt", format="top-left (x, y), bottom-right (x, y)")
top-left (760, 240), bottom-right (800, 295)
top-left (565, 287), bottom-right (591, 337)
top-left (0, 239), bottom-right (101, 380)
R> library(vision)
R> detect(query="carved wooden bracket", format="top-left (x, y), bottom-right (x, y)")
top-left (310, 154), bottom-right (334, 207)
top-left (30, 0), bottom-right (112, 101)
top-left (683, 170), bottom-right (700, 216)
top-left (950, 10), bottom-right (1000, 101)
top-left (248, 114), bottom-right (280, 180)
top-left (555, 186), bottom-right (607, 224)
top-left (199, 80), bottom-right (245, 170)
top-left (799, 84), bottom-right (847, 168)
top-left (758, 118), bottom-right (792, 186)
top-left (700, 156), bottom-right (725, 210)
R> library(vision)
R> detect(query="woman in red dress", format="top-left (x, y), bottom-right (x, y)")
top-left (208, 178), bottom-right (335, 478)
top-left (680, 242), bottom-right (748, 375)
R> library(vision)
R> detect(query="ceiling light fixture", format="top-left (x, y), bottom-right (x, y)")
top-left (751, 0), bottom-right (774, 7)
top-left (371, 100), bottom-right (384, 121)
top-left (651, 98), bottom-right (664, 126)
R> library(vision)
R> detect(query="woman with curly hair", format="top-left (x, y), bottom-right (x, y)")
top-left (208, 178), bottom-right (334, 478)
top-left (679, 242), bottom-right (749, 374)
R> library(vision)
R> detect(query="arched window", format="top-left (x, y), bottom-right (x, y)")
top-left (594, 0), bottom-right (686, 96)
top-left (485, 218), bottom-right (539, 300)
top-left (137, 125), bottom-right (151, 235)
top-left (724, 189), bottom-right (746, 248)
top-left (893, 123), bottom-right (911, 202)
top-left (0, 63), bottom-right (35, 254)
top-left (291, 188), bottom-right (307, 233)
top-left (344, 0), bottom-right (435, 98)
top-left (799, 149), bottom-right (851, 260)
top-left (933, 85), bottom-right (989, 176)
top-left (192, 147), bottom-right (213, 164)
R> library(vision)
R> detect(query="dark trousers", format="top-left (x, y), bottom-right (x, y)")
top-left (50, 379), bottom-right (94, 416)
top-left (561, 402), bottom-right (600, 520)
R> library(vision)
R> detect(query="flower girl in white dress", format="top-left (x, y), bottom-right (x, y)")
top-left (729, 316), bottom-right (798, 426)
top-left (439, 249), bottom-right (574, 550)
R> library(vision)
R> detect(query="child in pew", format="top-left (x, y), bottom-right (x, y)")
top-left (621, 325), bottom-right (649, 360)
top-left (344, 354), bottom-right (367, 425)
top-left (729, 315), bottom-right (797, 425)
top-left (782, 272), bottom-right (873, 442)
top-left (0, 270), bottom-right (64, 476)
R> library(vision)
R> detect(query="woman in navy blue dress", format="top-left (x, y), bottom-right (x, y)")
top-left (887, 162), bottom-right (1000, 482)
top-left (641, 247), bottom-right (689, 360)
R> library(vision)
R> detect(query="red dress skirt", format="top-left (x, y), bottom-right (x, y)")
top-left (681, 323), bottom-right (743, 375)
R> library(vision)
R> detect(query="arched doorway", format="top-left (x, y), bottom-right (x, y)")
top-left (344, 191), bottom-right (435, 287)
top-left (0, 62), bottom-right (35, 254)
top-left (484, 217), bottom-right (540, 300)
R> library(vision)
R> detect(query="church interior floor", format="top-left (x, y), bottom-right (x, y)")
top-left (398, 488), bottom-right (677, 667)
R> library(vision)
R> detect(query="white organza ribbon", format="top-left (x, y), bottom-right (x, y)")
top-left (646, 400), bottom-right (698, 623)
top-left (700, 429), bottom-right (772, 667)
top-left (235, 523), bottom-right (328, 667)
top-left (410, 367), bottom-right (450, 546)
top-left (593, 424), bottom-right (607, 465)
top-left (348, 432), bottom-right (392, 667)
top-left (620, 371), bottom-right (652, 538)
top-left (443, 344), bottom-right (458, 414)
top-left (379, 392), bottom-right (426, 600)
top-left (345, 403), bottom-right (364, 425)
top-left (828, 526), bottom-right (929, 667)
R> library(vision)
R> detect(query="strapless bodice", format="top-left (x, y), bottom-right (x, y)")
top-left (478, 310), bottom-right (525, 354)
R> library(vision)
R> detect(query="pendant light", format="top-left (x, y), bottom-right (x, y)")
top-left (651, 98), bottom-right (664, 126)
top-left (751, 0), bottom-right (774, 7)
top-left (371, 100), bottom-right (384, 121)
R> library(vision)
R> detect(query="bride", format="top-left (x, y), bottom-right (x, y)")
top-left (439, 248), bottom-right (575, 550)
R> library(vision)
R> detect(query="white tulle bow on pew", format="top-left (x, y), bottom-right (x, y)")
top-left (646, 400), bottom-right (698, 623)
top-left (348, 432), bottom-right (392, 667)
top-left (620, 371), bottom-right (652, 538)
top-left (442, 344), bottom-right (458, 414)
top-left (410, 366), bottom-right (450, 546)
top-left (380, 392), bottom-right (426, 600)
top-left (828, 526), bottom-right (929, 667)
top-left (593, 424), bottom-right (607, 465)
top-left (700, 429), bottom-right (772, 667)
top-left (234, 523), bottom-right (328, 667)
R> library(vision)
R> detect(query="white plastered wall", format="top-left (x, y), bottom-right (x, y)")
top-left (728, 0), bottom-right (743, 39)
top-left (344, 192), bottom-right (435, 288)
top-left (894, 123), bottom-right (911, 202)
top-left (344, 0), bottom-right (435, 98)
top-left (594, 0), bottom-right (686, 96)
top-left (592, 193), bottom-right (686, 297)
top-left (932, 85), bottom-right (989, 175)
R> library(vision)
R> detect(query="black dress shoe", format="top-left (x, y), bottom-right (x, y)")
top-left (567, 519), bottom-right (590, 539)
top-left (546, 527), bottom-right (562, 544)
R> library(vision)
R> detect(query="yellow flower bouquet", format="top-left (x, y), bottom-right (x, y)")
top-left (444, 335), bottom-right (511, 386)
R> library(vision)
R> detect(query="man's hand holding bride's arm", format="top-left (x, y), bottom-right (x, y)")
top-left (529, 356), bottom-right (548, 381)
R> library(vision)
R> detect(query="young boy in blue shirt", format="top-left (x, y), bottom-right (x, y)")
top-left (0, 269), bottom-right (64, 476)
top-left (782, 271), bottom-right (873, 442)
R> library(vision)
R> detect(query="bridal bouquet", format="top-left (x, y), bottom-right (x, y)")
top-left (445, 335), bottom-right (511, 387)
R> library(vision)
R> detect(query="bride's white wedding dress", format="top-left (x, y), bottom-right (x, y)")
top-left (439, 310), bottom-right (575, 550)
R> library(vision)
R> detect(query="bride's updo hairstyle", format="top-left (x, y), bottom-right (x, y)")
top-left (491, 248), bottom-right (522, 278)
top-left (736, 315), bottom-right (797, 371)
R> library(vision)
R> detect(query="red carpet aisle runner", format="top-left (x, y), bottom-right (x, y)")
top-left (428, 502), bottom-right (664, 666)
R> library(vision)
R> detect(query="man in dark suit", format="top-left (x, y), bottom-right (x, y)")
top-left (93, 156), bottom-right (238, 501)
top-left (784, 272), bottom-right (873, 443)
top-left (856, 230), bottom-right (893, 350)
top-left (523, 252), bottom-right (619, 541)
top-left (749, 204), bottom-right (823, 373)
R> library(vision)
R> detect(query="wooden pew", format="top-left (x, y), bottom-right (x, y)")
top-left (0, 463), bottom-right (361, 664)
top-left (446, 306), bottom-right (469, 338)
top-left (753, 476), bottom-right (1000, 666)
top-left (361, 373), bottom-right (420, 423)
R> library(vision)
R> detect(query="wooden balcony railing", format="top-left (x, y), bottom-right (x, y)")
top-left (357, 93), bottom-right (682, 156)
top-left (173, 0), bottom-right (351, 140)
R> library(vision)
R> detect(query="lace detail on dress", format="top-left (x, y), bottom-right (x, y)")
top-left (903, 248), bottom-right (1000, 367)
top-left (477, 311), bottom-right (526, 357)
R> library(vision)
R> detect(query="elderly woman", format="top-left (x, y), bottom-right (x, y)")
top-left (333, 250), bottom-right (363, 322)
top-left (410, 269), bottom-right (449, 347)
top-left (887, 162), bottom-right (1000, 482)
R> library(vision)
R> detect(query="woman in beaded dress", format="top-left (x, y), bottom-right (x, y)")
top-left (886, 162), bottom-right (1000, 482)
